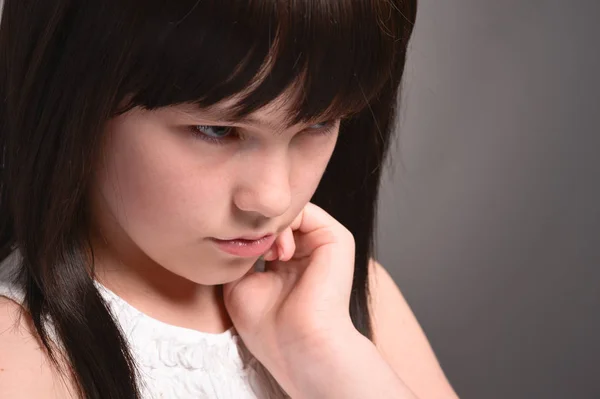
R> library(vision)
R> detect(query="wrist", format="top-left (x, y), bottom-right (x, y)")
top-left (281, 326), bottom-right (364, 398)
top-left (283, 327), bottom-right (416, 399)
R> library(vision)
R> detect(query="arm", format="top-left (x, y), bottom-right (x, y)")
top-left (281, 260), bottom-right (459, 399)
top-left (0, 297), bottom-right (76, 398)
top-left (287, 327), bottom-right (419, 399)
top-left (224, 203), bottom-right (457, 398)
top-left (368, 259), bottom-right (459, 398)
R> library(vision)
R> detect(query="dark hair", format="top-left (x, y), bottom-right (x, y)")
top-left (0, 0), bottom-right (417, 397)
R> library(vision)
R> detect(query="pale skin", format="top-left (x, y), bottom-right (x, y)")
top-left (0, 94), bottom-right (458, 398)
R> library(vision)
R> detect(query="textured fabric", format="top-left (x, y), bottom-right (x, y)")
top-left (0, 251), bottom-right (289, 399)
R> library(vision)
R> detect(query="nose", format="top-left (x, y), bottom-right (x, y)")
top-left (233, 149), bottom-right (292, 219)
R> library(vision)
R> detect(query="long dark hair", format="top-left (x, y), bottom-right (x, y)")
top-left (0, 0), bottom-right (417, 397)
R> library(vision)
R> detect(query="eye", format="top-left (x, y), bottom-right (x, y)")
top-left (189, 125), bottom-right (236, 145)
top-left (186, 120), bottom-right (338, 145)
top-left (305, 120), bottom-right (338, 136)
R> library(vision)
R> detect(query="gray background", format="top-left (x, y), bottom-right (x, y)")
top-left (376, 0), bottom-right (600, 398)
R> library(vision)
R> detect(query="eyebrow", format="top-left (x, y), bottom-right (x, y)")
top-left (182, 105), bottom-right (331, 133)
top-left (187, 108), bottom-right (303, 133)
top-left (235, 115), bottom-right (299, 133)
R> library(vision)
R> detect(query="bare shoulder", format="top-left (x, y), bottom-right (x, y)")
top-left (368, 258), bottom-right (459, 399)
top-left (0, 296), bottom-right (76, 398)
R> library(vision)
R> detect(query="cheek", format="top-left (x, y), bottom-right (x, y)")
top-left (98, 119), bottom-right (227, 246)
top-left (290, 139), bottom-right (336, 203)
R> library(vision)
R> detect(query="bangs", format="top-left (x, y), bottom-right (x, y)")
top-left (120, 0), bottom-right (406, 125)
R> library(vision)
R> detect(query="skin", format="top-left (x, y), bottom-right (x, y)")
top-left (88, 95), bottom-right (339, 333)
top-left (223, 201), bottom-right (419, 398)
top-left (0, 93), bottom-right (458, 398)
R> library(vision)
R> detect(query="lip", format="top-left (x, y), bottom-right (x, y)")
top-left (222, 233), bottom-right (273, 241)
top-left (210, 234), bottom-right (276, 258)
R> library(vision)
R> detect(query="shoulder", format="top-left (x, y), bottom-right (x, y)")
top-left (0, 296), bottom-right (76, 398)
top-left (368, 258), bottom-right (459, 399)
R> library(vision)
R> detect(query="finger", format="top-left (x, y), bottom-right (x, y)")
top-left (290, 202), bottom-right (344, 236)
top-left (289, 203), bottom-right (353, 259)
top-left (292, 228), bottom-right (341, 259)
top-left (276, 227), bottom-right (296, 262)
top-left (264, 224), bottom-right (294, 262)
top-left (264, 244), bottom-right (278, 261)
top-left (289, 206), bottom-right (305, 231)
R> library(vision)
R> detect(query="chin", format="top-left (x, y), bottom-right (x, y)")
top-left (177, 256), bottom-right (260, 286)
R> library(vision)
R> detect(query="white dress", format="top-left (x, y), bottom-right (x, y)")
top-left (0, 251), bottom-right (289, 399)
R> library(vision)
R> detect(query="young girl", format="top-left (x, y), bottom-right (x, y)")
top-left (0, 0), bottom-right (457, 398)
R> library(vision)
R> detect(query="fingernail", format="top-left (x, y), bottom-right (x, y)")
top-left (264, 248), bottom-right (276, 261)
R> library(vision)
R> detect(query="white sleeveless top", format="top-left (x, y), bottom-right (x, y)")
top-left (0, 251), bottom-right (289, 399)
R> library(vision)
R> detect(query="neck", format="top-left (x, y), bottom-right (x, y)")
top-left (91, 237), bottom-right (233, 334)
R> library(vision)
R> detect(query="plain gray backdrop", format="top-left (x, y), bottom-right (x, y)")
top-left (376, 0), bottom-right (600, 398)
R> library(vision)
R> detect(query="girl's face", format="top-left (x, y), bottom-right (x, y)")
top-left (90, 97), bottom-right (340, 285)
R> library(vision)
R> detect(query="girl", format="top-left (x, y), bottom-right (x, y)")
top-left (0, 0), bottom-right (457, 398)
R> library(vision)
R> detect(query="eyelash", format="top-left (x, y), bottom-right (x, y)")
top-left (187, 121), bottom-right (338, 146)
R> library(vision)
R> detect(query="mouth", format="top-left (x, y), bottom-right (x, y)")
top-left (219, 233), bottom-right (273, 241)
top-left (209, 234), bottom-right (276, 258)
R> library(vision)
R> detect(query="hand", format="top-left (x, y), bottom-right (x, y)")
top-left (222, 202), bottom-right (358, 393)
